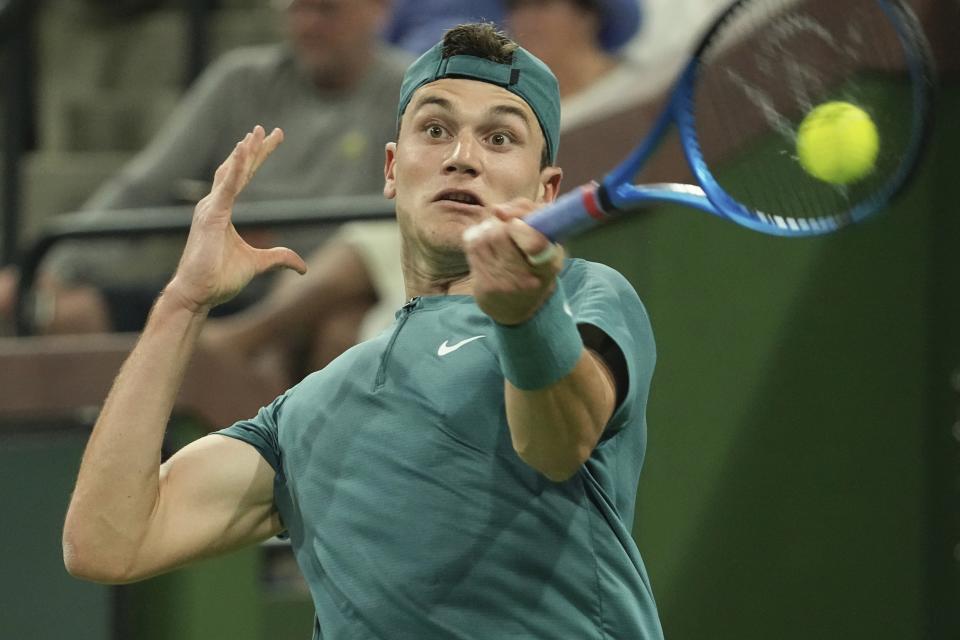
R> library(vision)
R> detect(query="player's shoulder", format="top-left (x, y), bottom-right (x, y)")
top-left (559, 257), bottom-right (640, 299)
top-left (559, 258), bottom-right (652, 332)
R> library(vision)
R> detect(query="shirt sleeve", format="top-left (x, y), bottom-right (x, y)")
top-left (215, 392), bottom-right (288, 479)
top-left (561, 259), bottom-right (656, 435)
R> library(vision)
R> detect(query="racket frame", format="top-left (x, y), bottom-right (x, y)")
top-left (529, 0), bottom-right (936, 240)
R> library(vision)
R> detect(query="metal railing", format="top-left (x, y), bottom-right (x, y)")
top-left (14, 194), bottom-right (396, 335)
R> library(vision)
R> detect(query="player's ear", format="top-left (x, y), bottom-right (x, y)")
top-left (383, 142), bottom-right (397, 200)
top-left (537, 166), bottom-right (563, 203)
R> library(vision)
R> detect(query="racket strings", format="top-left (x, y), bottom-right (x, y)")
top-left (689, 0), bottom-right (930, 228)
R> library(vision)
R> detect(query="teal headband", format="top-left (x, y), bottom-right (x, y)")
top-left (397, 42), bottom-right (561, 164)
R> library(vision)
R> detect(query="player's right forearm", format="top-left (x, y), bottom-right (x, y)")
top-left (63, 288), bottom-right (209, 583)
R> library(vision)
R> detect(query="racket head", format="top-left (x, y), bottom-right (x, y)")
top-left (676, 0), bottom-right (936, 236)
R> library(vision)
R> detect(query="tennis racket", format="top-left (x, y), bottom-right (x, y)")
top-left (525, 0), bottom-right (936, 239)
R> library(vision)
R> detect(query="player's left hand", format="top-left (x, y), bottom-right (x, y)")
top-left (167, 126), bottom-right (306, 314)
top-left (463, 198), bottom-right (565, 326)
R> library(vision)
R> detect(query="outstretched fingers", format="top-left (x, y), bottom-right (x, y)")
top-left (250, 127), bottom-right (284, 178)
top-left (211, 131), bottom-right (252, 200)
top-left (209, 126), bottom-right (284, 210)
top-left (175, 126), bottom-right (297, 307)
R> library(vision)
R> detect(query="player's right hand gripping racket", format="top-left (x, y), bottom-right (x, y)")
top-left (525, 0), bottom-right (936, 239)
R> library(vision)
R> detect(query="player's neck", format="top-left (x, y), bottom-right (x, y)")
top-left (401, 247), bottom-right (473, 299)
top-left (403, 274), bottom-right (473, 300)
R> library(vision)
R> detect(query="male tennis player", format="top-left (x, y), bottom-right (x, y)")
top-left (63, 23), bottom-right (663, 639)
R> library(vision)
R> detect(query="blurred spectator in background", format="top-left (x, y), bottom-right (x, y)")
top-left (0, 0), bottom-right (407, 336)
top-left (202, 1), bottom-right (512, 382)
top-left (201, 0), bottom-right (650, 387)
top-left (382, 0), bottom-right (504, 54)
top-left (508, 0), bottom-right (668, 131)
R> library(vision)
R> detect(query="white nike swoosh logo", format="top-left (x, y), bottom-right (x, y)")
top-left (438, 335), bottom-right (486, 356)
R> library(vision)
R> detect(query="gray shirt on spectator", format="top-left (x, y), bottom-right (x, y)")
top-left (51, 43), bottom-right (410, 287)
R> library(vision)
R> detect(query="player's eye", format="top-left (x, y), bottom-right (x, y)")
top-left (427, 125), bottom-right (445, 139)
top-left (489, 132), bottom-right (511, 146)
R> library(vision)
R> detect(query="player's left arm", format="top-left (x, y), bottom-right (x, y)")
top-left (464, 204), bottom-right (625, 482)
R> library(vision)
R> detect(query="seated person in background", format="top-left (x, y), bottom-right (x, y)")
top-left (202, 0), bottom-right (647, 387)
top-left (0, 0), bottom-right (408, 336)
top-left (507, 0), bottom-right (671, 130)
top-left (382, 0), bottom-right (504, 54)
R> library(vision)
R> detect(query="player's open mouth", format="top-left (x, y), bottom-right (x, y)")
top-left (434, 190), bottom-right (484, 207)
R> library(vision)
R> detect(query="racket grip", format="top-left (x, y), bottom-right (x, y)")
top-left (524, 183), bottom-right (609, 242)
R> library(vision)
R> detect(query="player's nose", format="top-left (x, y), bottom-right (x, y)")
top-left (443, 133), bottom-right (480, 176)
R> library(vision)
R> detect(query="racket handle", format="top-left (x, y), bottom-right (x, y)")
top-left (524, 183), bottom-right (610, 242)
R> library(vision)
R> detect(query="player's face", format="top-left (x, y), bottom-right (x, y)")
top-left (283, 0), bottom-right (387, 86)
top-left (384, 79), bottom-right (561, 267)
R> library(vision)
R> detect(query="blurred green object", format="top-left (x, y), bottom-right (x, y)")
top-left (1, 425), bottom-right (111, 639)
top-left (569, 81), bottom-right (958, 640)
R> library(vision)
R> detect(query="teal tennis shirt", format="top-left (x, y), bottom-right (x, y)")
top-left (218, 258), bottom-right (663, 639)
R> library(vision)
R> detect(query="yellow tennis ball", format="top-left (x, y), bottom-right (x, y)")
top-left (796, 101), bottom-right (879, 185)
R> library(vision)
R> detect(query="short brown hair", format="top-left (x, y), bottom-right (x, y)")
top-left (441, 23), bottom-right (518, 64)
